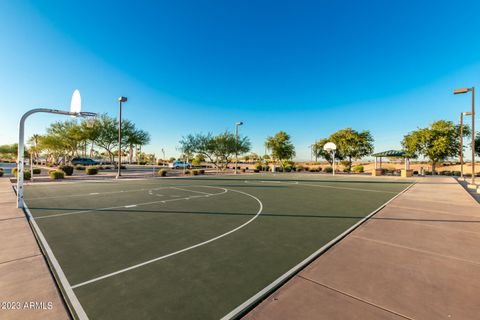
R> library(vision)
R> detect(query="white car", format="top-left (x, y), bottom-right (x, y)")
top-left (169, 161), bottom-right (192, 169)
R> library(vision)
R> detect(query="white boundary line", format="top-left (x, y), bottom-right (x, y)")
top-left (220, 182), bottom-right (416, 320)
top-left (35, 186), bottom-right (228, 220)
top-left (23, 203), bottom-right (89, 320)
top-left (71, 188), bottom-right (263, 289)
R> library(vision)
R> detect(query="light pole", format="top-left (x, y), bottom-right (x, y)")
top-left (116, 96), bottom-right (127, 179)
top-left (161, 148), bottom-right (165, 166)
top-left (234, 121), bottom-right (243, 174)
top-left (454, 87), bottom-right (475, 185)
top-left (459, 111), bottom-right (472, 180)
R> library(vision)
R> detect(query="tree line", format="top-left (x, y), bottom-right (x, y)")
top-left (26, 114), bottom-right (150, 166)
top-left (0, 117), bottom-right (475, 174)
top-left (179, 119), bottom-right (474, 174)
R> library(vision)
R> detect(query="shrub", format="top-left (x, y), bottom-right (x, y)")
top-left (49, 170), bottom-right (64, 180)
top-left (104, 166), bottom-right (111, 170)
top-left (32, 168), bottom-right (41, 174)
top-left (75, 165), bottom-right (85, 170)
top-left (0, 171), bottom-right (3, 177)
top-left (191, 169), bottom-right (199, 176)
top-left (120, 165), bottom-right (127, 169)
top-left (317, 167), bottom-right (323, 172)
top-left (413, 170), bottom-right (419, 175)
top-left (324, 167), bottom-right (333, 173)
top-left (340, 160), bottom-right (350, 168)
top-left (59, 165), bottom-right (74, 176)
top-left (253, 169), bottom-right (260, 173)
top-left (452, 171), bottom-right (461, 176)
top-left (309, 167), bottom-right (317, 172)
top-left (97, 166), bottom-right (104, 170)
top-left (12, 168), bottom-right (31, 180)
top-left (158, 169), bottom-right (167, 177)
top-left (199, 169), bottom-right (205, 175)
top-left (184, 170), bottom-right (190, 175)
top-left (296, 166), bottom-right (304, 172)
top-left (86, 167), bottom-right (98, 175)
top-left (343, 168), bottom-right (350, 172)
top-left (353, 165), bottom-right (364, 173)
top-left (241, 168), bottom-right (246, 173)
top-left (284, 166), bottom-right (292, 172)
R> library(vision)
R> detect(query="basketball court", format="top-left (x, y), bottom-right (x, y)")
top-left (23, 174), bottom-right (412, 319)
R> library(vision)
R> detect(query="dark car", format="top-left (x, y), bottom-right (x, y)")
top-left (71, 158), bottom-right (100, 166)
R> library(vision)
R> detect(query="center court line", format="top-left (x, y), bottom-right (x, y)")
top-left (35, 186), bottom-right (228, 220)
top-left (71, 188), bottom-right (263, 289)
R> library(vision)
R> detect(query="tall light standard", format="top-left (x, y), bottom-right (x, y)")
top-left (116, 96), bottom-right (127, 179)
top-left (459, 111), bottom-right (472, 180)
top-left (16, 90), bottom-right (96, 208)
top-left (454, 87), bottom-right (475, 186)
top-left (234, 121), bottom-right (243, 174)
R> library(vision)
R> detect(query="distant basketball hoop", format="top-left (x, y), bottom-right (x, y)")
top-left (323, 142), bottom-right (337, 176)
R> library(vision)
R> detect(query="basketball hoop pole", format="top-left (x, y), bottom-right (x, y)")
top-left (323, 142), bottom-right (337, 177)
top-left (17, 109), bottom-right (96, 208)
top-left (332, 150), bottom-right (335, 176)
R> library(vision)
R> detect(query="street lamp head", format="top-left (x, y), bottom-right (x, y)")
top-left (454, 88), bottom-right (471, 94)
top-left (119, 96), bottom-right (128, 102)
top-left (462, 111), bottom-right (473, 116)
top-left (236, 121), bottom-right (243, 126)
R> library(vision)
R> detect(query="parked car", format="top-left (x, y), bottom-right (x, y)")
top-left (71, 158), bottom-right (100, 166)
top-left (169, 160), bottom-right (192, 169)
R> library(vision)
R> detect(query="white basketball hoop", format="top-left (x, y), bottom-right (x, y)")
top-left (323, 142), bottom-right (337, 176)
top-left (323, 142), bottom-right (337, 152)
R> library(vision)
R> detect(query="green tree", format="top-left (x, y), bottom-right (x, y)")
top-left (474, 132), bottom-right (480, 157)
top-left (123, 120), bottom-right (151, 164)
top-left (314, 128), bottom-right (373, 171)
top-left (179, 132), bottom-right (251, 170)
top-left (402, 120), bottom-right (468, 174)
top-left (0, 144), bottom-right (19, 161)
top-left (44, 120), bottom-right (85, 163)
top-left (192, 154), bottom-right (206, 166)
top-left (265, 131), bottom-right (295, 168)
top-left (312, 138), bottom-right (340, 165)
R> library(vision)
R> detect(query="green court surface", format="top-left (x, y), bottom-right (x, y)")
top-left (24, 174), bottom-right (412, 320)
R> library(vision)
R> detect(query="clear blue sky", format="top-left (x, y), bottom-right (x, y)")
top-left (1, 0), bottom-right (480, 160)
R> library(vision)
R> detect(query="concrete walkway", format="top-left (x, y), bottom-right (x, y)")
top-left (245, 177), bottom-right (480, 320)
top-left (0, 178), bottom-right (69, 320)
